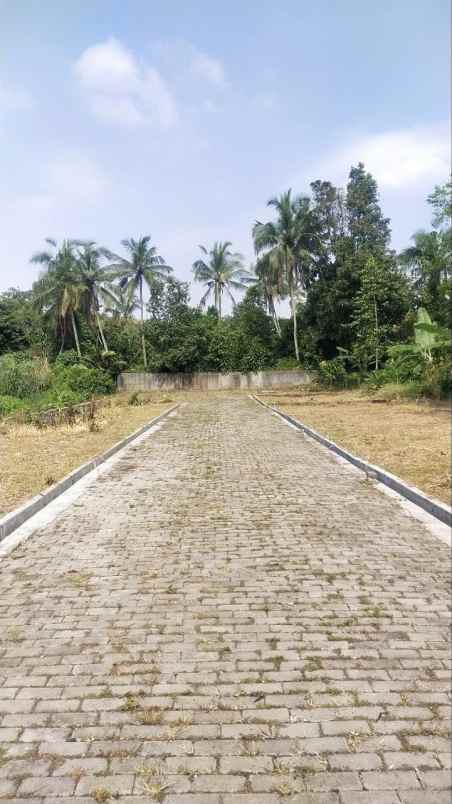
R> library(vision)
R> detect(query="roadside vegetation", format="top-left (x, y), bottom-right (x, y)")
top-left (0, 167), bottom-right (449, 422)
top-left (0, 159), bottom-right (450, 526)
top-left (0, 393), bottom-right (171, 515)
top-left (261, 387), bottom-right (450, 504)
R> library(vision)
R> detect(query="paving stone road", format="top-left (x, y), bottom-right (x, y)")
top-left (0, 397), bottom-right (450, 804)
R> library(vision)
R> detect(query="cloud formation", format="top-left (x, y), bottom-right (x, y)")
top-left (74, 38), bottom-right (178, 129)
top-left (311, 123), bottom-right (449, 190)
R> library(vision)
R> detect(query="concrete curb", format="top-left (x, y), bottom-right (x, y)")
top-left (251, 394), bottom-right (452, 528)
top-left (0, 403), bottom-right (179, 544)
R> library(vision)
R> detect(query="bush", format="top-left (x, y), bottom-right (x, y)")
top-left (385, 344), bottom-right (427, 384)
top-left (274, 356), bottom-right (300, 370)
top-left (0, 354), bottom-right (51, 398)
top-left (317, 358), bottom-right (348, 388)
top-left (0, 395), bottom-right (26, 417)
top-left (52, 364), bottom-right (114, 399)
top-left (239, 339), bottom-right (272, 373)
top-left (420, 362), bottom-right (452, 399)
top-left (53, 350), bottom-right (81, 367)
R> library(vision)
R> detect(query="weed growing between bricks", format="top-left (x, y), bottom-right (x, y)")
top-left (0, 397), bottom-right (450, 802)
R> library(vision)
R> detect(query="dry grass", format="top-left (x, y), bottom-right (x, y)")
top-left (0, 393), bottom-right (172, 516)
top-left (261, 388), bottom-right (451, 504)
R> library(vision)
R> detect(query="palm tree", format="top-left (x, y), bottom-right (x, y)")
top-left (31, 239), bottom-right (85, 358)
top-left (254, 252), bottom-right (286, 336)
top-left (192, 241), bottom-right (252, 319)
top-left (101, 283), bottom-right (139, 319)
top-left (75, 242), bottom-right (117, 351)
top-left (253, 190), bottom-right (315, 362)
top-left (105, 236), bottom-right (172, 368)
top-left (399, 230), bottom-right (450, 324)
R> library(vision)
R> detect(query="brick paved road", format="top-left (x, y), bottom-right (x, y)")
top-left (0, 397), bottom-right (450, 804)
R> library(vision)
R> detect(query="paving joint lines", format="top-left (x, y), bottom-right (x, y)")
top-left (251, 393), bottom-right (452, 529)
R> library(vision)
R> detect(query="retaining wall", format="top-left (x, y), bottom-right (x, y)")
top-left (118, 369), bottom-right (311, 392)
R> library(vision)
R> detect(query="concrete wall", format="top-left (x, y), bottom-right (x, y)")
top-left (118, 369), bottom-right (311, 392)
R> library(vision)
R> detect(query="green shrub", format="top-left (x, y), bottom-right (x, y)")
top-left (240, 339), bottom-right (272, 373)
top-left (52, 364), bottom-right (114, 399)
top-left (53, 350), bottom-right (81, 367)
top-left (0, 395), bottom-right (26, 417)
top-left (385, 344), bottom-right (427, 383)
top-left (274, 356), bottom-right (300, 370)
top-left (420, 362), bottom-right (452, 399)
top-left (0, 354), bottom-right (51, 398)
top-left (317, 358), bottom-right (348, 388)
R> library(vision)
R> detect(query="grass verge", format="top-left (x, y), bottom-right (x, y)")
top-left (0, 392), bottom-right (173, 516)
top-left (260, 387), bottom-right (451, 504)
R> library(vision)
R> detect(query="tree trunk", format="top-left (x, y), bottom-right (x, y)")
top-left (139, 278), bottom-right (147, 369)
top-left (59, 317), bottom-right (65, 355)
top-left (218, 286), bottom-right (222, 320)
top-left (289, 267), bottom-right (300, 362)
top-left (373, 293), bottom-right (379, 371)
top-left (96, 312), bottom-right (108, 352)
top-left (70, 310), bottom-right (82, 359)
top-left (269, 297), bottom-right (281, 336)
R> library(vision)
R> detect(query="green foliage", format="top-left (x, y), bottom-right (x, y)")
top-left (0, 395), bottom-right (26, 416)
top-left (0, 354), bottom-right (113, 417)
top-left (239, 338), bottom-right (272, 372)
top-left (351, 255), bottom-right (410, 371)
top-left (192, 241), bottom-right (252, 318)
top-left (52, 362), bottom-right (114, 397)
top-left (0, 289), bottom-right (44, 354)
top-left (2, 174), bottom-right (450, 400)
top-left (274, 356), bottom-right (300, 370)
top-left (0, 354), bottom-right (51, 398)
top-left (317, 358), bottom-right (348, 388)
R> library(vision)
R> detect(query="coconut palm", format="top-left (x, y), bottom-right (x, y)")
top-left (105, 236), bottom-right (172, 368)
top-left (74, 242), bottom-right (118, 351)
top-left (31, 239), bottom-right (85, 358)
top-left (192, 241), bottom-right (252, 319)
top-left (253, 191), bottom-right (315, 362)
top-left (101, 283), bottom-right (139, 319)
top-left (254, 252), bottom-right (286, 336)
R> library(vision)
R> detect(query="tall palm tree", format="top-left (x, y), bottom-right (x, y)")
top-left (75, 242), bottom-right (117, 352)
top-left (105, 236), bottom-right (172, 368)
top-left (253, 190), bottom-right (315, 362)
top-left (254, 252), bottom-right (286, 336)
top-left (31, 239), bottom-right (85, 358)
top-left (192, 241), bottom-right (252, 319)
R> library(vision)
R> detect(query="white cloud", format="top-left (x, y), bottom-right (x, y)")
top-left (73, 37), bottom-right (178, 129)
top-left (309, 123), bottom-right (449, 190)
top-left (190, 50), bottom-right (226, 86)
top-left (0, 79), bottom-right (34, 115)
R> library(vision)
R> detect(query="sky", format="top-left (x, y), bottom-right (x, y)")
top-left (0, 0), bottom-right (449, 304)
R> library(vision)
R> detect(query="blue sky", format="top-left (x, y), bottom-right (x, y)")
top-left (0, 0), bottom-right (449, 302)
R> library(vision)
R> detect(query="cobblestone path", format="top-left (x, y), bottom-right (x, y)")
top-left (0, 397), bottom-right (450, 804)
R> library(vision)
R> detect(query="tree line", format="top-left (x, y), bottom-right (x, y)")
top-left (0, 163), bottom-right (450, 400)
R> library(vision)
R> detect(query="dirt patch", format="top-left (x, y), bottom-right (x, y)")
top-left (0, 393), bottom-right (171, 516)
top-left (260, 389), bottom-right (451, 504)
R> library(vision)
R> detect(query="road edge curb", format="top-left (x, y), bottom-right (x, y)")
top-left (251, 394), bottom-right (451, 527)
top-left (0, 403), bottom-right (179, 543)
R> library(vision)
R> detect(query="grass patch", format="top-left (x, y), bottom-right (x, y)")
top-left (263, 388), bottom-right (450, 504)
top-left (0, 393), bottom-right (171, 515)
